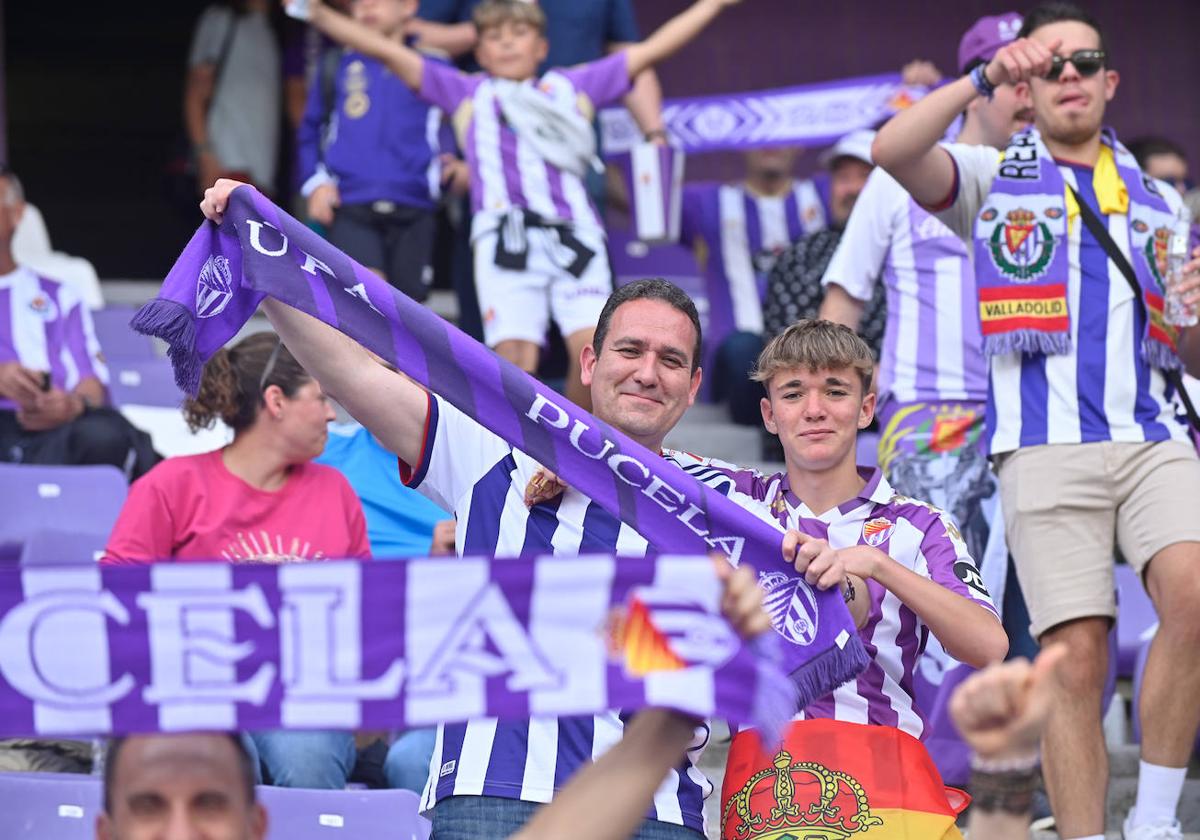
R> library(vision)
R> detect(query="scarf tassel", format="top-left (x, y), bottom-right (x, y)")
top-left (983, 330), bottom-right (1072, 358)
top-left (129, 299), bottom-right (203, 396)
top-left (1143, 338), bottom-right (1183, 373)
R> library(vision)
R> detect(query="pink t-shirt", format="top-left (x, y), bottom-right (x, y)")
top-left (103, 449), bottom-right (370, 564)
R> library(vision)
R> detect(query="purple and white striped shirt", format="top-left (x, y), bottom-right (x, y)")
top-left (682, 180), bottom-right (827, 342)
top-left (406, 396), bottom-right (713, 832)
top-left (419, 53), bottom-right (631, 242)
top-left (823, 156), bottom-right (988, 407)
top-left (672, 454), bottom-right (997, 740)
top-left (0, 267), bottom-right (107, 411)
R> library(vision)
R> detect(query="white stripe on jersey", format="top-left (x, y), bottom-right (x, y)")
top-left (425, 107), bottom-right (443, 202)
top-left (794, 179), bottom-right (827, 230)
top-left (890, 226), bottom-right (922, 405)
top-left (755, 194), bottom-right (789, 251)
top-left (516, 129), bottom-right (558, 220)
top-left (717, 185), bottom-right (763, 334)
top-left (456, 716), bottom-right (498, 797)
top-left (520, 718), bottom-right (558, 801)
top-left (933, 255), bottom-right (967, 400)
top-left (472, 85), bottom-right (510, 214)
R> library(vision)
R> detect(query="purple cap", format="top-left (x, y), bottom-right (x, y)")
top-left (957, 12), bottom-right (1023, 74)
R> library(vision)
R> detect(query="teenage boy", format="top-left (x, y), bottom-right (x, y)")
top-left (871, 3), bottom-right (1200, 837)
top-left (292, 0), bottom-right (745, 410)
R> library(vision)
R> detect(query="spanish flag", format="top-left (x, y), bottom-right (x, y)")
top-left (721, 720), bottom-right (969, 839)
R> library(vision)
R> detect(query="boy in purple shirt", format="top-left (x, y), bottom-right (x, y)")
top-left (298, 0), bottom-right (453, 301)
top-left (291, 0), bottom-right (744, 411)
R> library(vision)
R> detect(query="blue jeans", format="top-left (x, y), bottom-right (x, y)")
top-left (247, 730), bottom-right (357, 789)
top-left (384, 728), bottom-right (437, 793)
top-left (429, 795), bottom-right (704, 840)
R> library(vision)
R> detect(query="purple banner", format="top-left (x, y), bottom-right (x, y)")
top-left (0, 556), bottom-right (794, 738)
top-left (600, 73), bottom-right (926, 156)
top-left (132, 187), bottom-right (868, 708)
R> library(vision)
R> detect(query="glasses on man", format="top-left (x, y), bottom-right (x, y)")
top-left (1045, 50), bottom-right (1106, 81)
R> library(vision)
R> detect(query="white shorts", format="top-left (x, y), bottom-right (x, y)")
top-left (472, 225), bottom-right (612, 346)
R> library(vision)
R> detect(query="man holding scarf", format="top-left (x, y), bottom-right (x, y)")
top-left (872, 3), bottom-right (1200, 839)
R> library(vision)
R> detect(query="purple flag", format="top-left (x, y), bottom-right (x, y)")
top-left (131, 187), bottom-right (868, 709)
top-left (0, 556), bottom-right (793, 738)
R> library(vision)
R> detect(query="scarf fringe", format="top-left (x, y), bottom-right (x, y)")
top-left (766, 634), bottom-right (870, 750)
top-left (983, 330), bottom-right (1071, 358)
top-left (1143, 338), bottom-right (1182, 372)
top-left (129, 299), bottom-right (203, 396)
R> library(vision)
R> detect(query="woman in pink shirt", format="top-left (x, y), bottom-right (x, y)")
top-left (104, 331), bottom-right (369, 789)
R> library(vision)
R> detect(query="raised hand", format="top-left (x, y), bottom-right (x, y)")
top-left (949, 643), bottom-right (1068, 759)
top-left (200, 178), bottom-right (250, 224)
top-left (781, 530), bottom-right (844, 591)
top-left (985, 37), bottom-right (1060, 87)
top-left (0, 362), bottom-right (45, 409)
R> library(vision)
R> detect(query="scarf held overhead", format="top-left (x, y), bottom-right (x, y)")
top-left (0, 556), bottom-right (794, 738)
top-left (131, 186), bottom-right (868, 710)
top-left (974, 127), bottom-right (1180, 369)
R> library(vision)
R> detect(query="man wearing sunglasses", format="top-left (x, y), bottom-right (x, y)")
top-left (871, 3), bottom-right (1200, 840)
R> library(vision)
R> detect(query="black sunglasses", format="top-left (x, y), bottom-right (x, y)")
top-left (1046, 50), bottom-right (1106, 81)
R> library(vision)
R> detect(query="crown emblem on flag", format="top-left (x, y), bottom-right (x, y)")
top-left (722, 749), bottom-right (884, 839)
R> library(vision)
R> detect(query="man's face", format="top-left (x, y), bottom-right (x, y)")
top-left (0, 179), bottom-right (24, 246)
top-left (352, 0), bottom-right (416, 35)
top-left (760, 365), bottom-right (874, 473)
top-left (745, 147), bottom-right (799, 180)
top-left (972, 78), bottom-right (1034, 148)
top-left (1027, 21), bottom-right (1118, 147)
top-left (828, 158), bottom-right (873, 226)
top-left (1144, 152), bottom-right (1190, 193)
top-left (96, 734), bottom-right (266, 840)
top-left (581, 299), bottom-right (702, 450)
top-left (475, 20), bottom-right (548, 81)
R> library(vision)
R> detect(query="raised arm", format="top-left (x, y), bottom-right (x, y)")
top-left (624, 0), bottom-right (742, 80)
top-left (200, 180), bottom-right (429, 466)
top-left (406, 17), bottom-right (478, 58)
top-left (299, 0), bottom-right (425, 90)
top-left (818, 284), bottom-right (867, 331)
top-left (872, 37), bottom-right (1056, 206)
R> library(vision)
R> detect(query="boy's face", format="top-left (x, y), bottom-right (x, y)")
top-left (352, 0), bottom-right (416, 35)
top-left (476, 20), bottom-right (549, 81)
top-left (761, 365), bottom-right (874, 473)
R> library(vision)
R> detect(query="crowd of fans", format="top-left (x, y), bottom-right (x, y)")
top-left (2, 1), bottom-right (1200, 839)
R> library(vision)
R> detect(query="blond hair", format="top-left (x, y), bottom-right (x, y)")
top-left (752, 319), bottom-right (873, 393)
top-left (472, 0), bottom-right (546, 35)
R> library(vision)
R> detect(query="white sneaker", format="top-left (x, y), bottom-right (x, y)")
top-left (1123, 808), bottom-right (1183, 840)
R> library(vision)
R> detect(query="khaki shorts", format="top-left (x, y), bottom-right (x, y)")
top-left (997, 440), bottom-right (1200, 638)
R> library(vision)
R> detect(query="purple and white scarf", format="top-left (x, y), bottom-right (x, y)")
top-left (131, 186), bottom-right (868, 710)
top-left (0, 556), bottom-right (794, 738)
top-left (975, 126), bottom-right (1179, 368)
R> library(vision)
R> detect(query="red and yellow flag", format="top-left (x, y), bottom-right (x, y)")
top-left (721, 720), bottom-right (969, 840)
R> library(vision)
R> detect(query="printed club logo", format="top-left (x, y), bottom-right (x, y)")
top-left (759, 570), bottom-right (820, 646)
top-left (196, 255), bottom-right (234, 319)
top-left (1144, 226), bottom-right (1172, 288)
top-left (988, 207), bottom-right (1056, 282)
top-left (27, 293), bottom-right (57, 320)
top-left (862, 516), bottom-right (894, 547)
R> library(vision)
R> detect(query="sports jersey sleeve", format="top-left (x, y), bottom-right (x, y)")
top-left (419, 58), bottom-right (482, 113)
top-left (188, 6), bottom-right (233, 68)
top-left (559, 51), bottom-right (632, 111)
top-left (399, 393), bottom-right (511, 513)
top-left (821, 169), bottom-right (900, 303)
top-left (932, 143), bottom-right (1001, 240)
top-left (59, 284), bottom-right (108, 387)
top-left (916, 508), bottom-right (999, 617)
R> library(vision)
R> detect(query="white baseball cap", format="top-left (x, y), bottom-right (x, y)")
top-left (818, 129), bottom-right (876, 169)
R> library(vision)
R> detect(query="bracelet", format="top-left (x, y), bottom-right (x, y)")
top-left (644, 129), bottom-right (669, 143)
top-left (842, 575), bottom-right (856, 604)
top-left (969, 766), bottom-right (1041, 815)
top-left (969, 62), bottom-right (997, 101)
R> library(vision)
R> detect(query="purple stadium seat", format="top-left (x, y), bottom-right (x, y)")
top-left (1115, 563), bottom-right (1157, 678)
top-left (608, 229), bottom-right (704, 301)
top-left (107, 359), bottom-right (185, 409)
top-left (257, 786), bottom-right (430, 840)
top-left (0, 771), bottom-right (101, 839)
top-left (18, 529), bottom-right (107, 566)
top-left (0, 464), bottom-right (127, 558)
top-left (91, 306), bottom-right (157, 361)
top-left (856, 430), bottom-right (880, 469)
